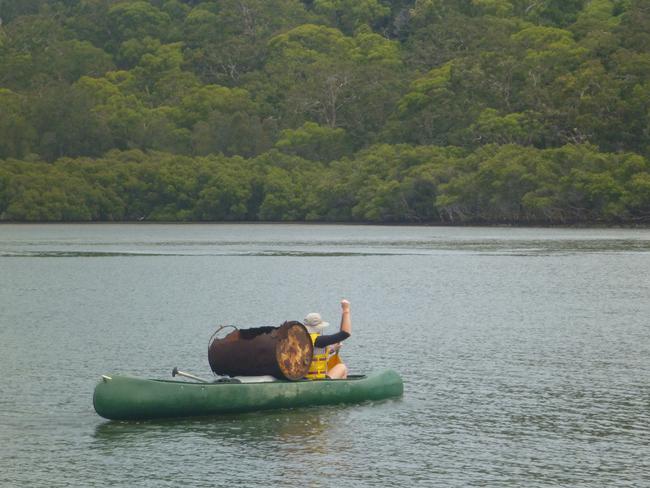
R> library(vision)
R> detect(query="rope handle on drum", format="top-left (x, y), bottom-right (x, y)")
top-left (208, 325), bottom-right (239, 378)
top-left (208, 324), bottom-right (238, 349)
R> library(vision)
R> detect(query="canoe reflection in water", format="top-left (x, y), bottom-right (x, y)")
top-left (94, 405), bottom-right (339, 447)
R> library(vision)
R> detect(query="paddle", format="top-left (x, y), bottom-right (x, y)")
top-left (171, 367), bottom-right (209, 383)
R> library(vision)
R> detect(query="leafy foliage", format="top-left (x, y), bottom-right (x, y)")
top-left (0, 0), bottom-right (649, 223)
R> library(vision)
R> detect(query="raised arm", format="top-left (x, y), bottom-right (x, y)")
top-left (313, 300), bottom-right (352, 349)
top-left (340, 299), bottom-right (351, 335)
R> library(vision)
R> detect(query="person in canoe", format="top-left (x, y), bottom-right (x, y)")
top-left (304, 299), bottom-right (351, 380)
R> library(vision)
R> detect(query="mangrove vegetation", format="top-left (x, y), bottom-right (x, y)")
top-left (1, 0), bottom-right (649, 223)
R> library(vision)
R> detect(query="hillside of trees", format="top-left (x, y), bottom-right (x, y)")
top-left (1, 0), bottom-right (649, 223)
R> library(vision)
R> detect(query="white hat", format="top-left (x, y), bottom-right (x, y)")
top-left (304, 312), bottom-right (329, 332)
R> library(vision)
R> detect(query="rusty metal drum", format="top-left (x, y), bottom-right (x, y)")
top-left (208, 321), bottom-right (313, 381)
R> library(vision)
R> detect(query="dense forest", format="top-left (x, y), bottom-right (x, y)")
top-left (1, 0), bottom-right (649, 223)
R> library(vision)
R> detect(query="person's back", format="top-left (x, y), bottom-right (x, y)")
top-left (304, 299), bottom-right (351, 380)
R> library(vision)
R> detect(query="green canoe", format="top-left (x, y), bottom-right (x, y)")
top-left (93, 369), bottom-right (403, 420)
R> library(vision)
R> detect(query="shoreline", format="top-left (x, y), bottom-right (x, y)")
top-left (1, 220), bottom-right (649, 229)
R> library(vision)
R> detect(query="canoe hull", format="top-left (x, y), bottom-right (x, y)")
top-left (93, 369), bottom-right (403, 420)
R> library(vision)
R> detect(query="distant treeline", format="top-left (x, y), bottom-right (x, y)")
top-left (2, 144), bottom-right (649, 223)
top-left (1, 1), bottom-right (650, 223)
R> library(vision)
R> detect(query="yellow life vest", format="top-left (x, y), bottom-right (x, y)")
top-left (306, 333), bottom-right (329, 380)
